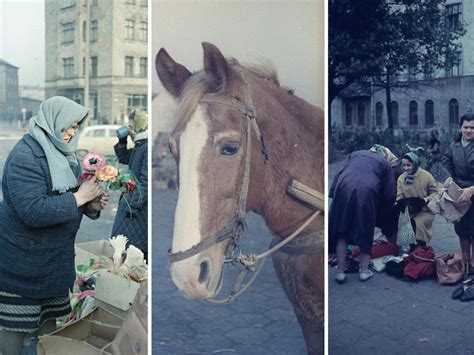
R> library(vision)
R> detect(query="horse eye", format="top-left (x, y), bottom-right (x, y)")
top-left (220, 143), bottom-right (239, 156)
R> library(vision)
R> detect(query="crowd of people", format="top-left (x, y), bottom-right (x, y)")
top-left (329, 114), bottom-right (474, 284)
top-left (0, 96), bottom-right (148, 354)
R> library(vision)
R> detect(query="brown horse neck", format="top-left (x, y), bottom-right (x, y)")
top-left (243, 73), bottom-right (324, 239)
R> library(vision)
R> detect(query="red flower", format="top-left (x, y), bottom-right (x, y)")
top-left (78, 172), bottom-right (94, 184)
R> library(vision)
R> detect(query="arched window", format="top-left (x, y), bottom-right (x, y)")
top-left (390, 101), bottom-right (399, 126)
top-left (345, 103), bottom-right (352, 126)
top-left (449, 98), bottom-right (459, 125)
top-left (357, 102), bottom-right (365, 125)
top-left (375, 102), bottom-right (383, 126)
top-left (409, 100), bottom-right (418, 126)
top-left (425, 100), bottom-right (434, 126)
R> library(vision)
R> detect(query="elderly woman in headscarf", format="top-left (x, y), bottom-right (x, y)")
top-left (396, 152), bottom-right (438, 248)
top-left (111, 109), bottom-right (148, 260)
top-left (329, 145), bottom-right (396, 283)
top-left (0, 96), bottom-right (108, 354)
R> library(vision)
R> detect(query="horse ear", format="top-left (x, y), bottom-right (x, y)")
top-left (155, 48), bottom-right (192, 98)
top-left (202, 42), bottom-right (230, 92)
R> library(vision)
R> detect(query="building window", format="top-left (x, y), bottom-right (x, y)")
top-left (375, 102), bottom-right (383, 126)
top-left (91, 20), bottom-right (98, 42)
top-left (139, 21), bottom-right (147, 41)
top-left (345, 103), bottom-right (352, 126)
top-left (125, 19), bottom-right (135, 40)
top-left (409, 100), bottom-right (418, 126)
top-left (449, 98), bottom-right (459, 125)
top-left (92, 0), bottom-right (98, 5)
top-left (357, 103), bottom-right (365, 125)
top-left (61, 0), bottom-right (76, 9)
top-left (125, 56), bottom-right (134, 76)
top-left (425, 100), bottom-right (434, 126)
top-left (139, 57), bottom-right (147, 77)
top-left (91, 56), bottom-right (98, 77)
top-left (126, 0), bottom-right (136, 4)
top-left (391, 101), bottom-right (399, 127)
top-left (90, 93), bottom-right (98, 120)
top-left (126, 94), bottom-right (147, 114)
top-left (63, 57), bottom-right (74, 78)
top-left (446, 3), bottom-right (462, 29)
top-left (62, 22), bottom-right (75, 43)
top-left (446, 51), bottom-right (462, 77)
top-left (140, 0), bottom-right (147, 6)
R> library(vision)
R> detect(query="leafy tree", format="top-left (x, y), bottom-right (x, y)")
top-left (329, 0), bottom-right (465, 129)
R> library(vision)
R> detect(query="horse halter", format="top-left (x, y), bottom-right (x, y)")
top-left (167, 67), bottom-right (269, 265)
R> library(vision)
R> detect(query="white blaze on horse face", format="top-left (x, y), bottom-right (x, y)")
top-left (172, 105), bottom-right (208, 255)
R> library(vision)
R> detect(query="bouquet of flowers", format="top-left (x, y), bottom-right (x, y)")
top-left (79, 152), bottom-right (137, 195)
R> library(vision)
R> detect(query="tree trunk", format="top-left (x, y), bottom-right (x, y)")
top-left (385, 72), bottom-right (393, 129)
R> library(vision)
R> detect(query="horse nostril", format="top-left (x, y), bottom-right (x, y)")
top-left (198, 260), bottom-right (210, 284)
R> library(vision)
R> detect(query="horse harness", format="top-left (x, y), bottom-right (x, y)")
top-left (167, 65), bottom-right (324, 304)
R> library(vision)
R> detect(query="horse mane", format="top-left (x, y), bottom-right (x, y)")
top-left (175, 59), bottom-right (281, 127)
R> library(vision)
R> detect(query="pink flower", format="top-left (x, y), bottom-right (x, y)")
top-left (83, 152), bottom-right (106, 171)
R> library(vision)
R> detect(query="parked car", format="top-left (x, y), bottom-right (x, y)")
top-left (76, 124), bottom-right (133, 159)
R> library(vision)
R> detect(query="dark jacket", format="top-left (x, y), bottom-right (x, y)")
top-left (0, 135), bottom-right (96, 298)
top-left (111, 139), bottom-right (148, 253)
top-left (443, 140), bottom-right (474, 238)
top-left (443, 140), bottom-right (474, 188)
top-left (329, 150), bottom-right (396, 254)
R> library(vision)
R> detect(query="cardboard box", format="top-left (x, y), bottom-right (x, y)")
top-left (75, 240), bottom-right (114, 267)
top-left (37, 307), bottom-right (124, 355)
top-left (94, 270), bottom-right (141, 311)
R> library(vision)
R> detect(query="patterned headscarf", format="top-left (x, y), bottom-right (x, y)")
top-left (369, 144), bottom-right (398, 166)
top-left (402, 152), bottom-right (420, 184)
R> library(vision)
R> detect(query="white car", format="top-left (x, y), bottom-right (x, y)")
top-left (76, 124), bottom-right (133, 159)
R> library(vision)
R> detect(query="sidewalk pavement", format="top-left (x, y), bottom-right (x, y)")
top-left (329, 161), bottom-right (474, 355)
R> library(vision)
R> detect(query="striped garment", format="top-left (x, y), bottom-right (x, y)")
top-left (0, 291), bottom-right (71, 333)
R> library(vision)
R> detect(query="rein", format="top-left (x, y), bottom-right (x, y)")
top-left (168, 66), bottom-right (324, 304)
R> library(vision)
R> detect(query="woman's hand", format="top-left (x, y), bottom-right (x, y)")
top-left (74, 177), bottom-right (103, 207)
top-left (86, 192), bottom-right (110, 212)
top-left (444, 176), bottom-right (453, 188)
top-left (459, 186), bottom-right (474, 204)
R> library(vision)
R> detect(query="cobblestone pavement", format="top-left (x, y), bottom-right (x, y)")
top-left (329, 159), bottom-right (474, 355)
top-left (152, 188), bottom-right (308, 354)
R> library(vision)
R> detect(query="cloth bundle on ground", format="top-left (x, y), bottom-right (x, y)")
top-left (428, 181), bottom-right (472, 223)
top-left (352, 240), bottom-right (399, 259)
top-left (403, 245), bottom-right (436, 280)
top-left (435, 251), bottom-right (468, 285)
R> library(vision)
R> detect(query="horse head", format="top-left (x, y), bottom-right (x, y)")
top-left (156, 43), bottom-right (268, 299)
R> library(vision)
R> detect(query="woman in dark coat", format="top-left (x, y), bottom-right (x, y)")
top-left (0, 97), bottom-right (108, 354)
top-left (111, 109), bottom-right (148, 260)
top-left (329, 145), bottom-right (396, 283)
top-left (443, 113), bottom-right (474, 274)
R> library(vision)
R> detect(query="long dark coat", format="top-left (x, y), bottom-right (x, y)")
top-left (0, 135), bottom-right (97, 298)
top-left (443, 139), bottom-right (474, 238)
top-left (111, 139), bottom-right (148, 254)
top-left (329, 150), bottom-right (396, 254)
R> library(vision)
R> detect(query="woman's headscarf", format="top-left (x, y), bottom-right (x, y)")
top-left (130, 109), bottom-right (148, 142)
top-left (29, 96), bottom-right (89, 193)
top-left (369, 144), bottom-right (398, 166)
top-left (401, 152), bottom-right (420, 184)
